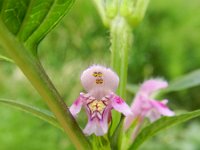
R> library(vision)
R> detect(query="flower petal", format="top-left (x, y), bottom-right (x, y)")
top-left (153, 100), bottom-right (174, 116)
top-left (150, 99), bottom-right (175, 117)
top-left (83, 118), bottom-right (108, 136)
top-left (98, 108), bottom-right (111, 134)
top-left (83, 105), bottom-right (111, 136)
top-left (110, 94), bottom-right (132, 116)
top-left (81, 65), bottom-right (119, 93)
top-left (140, 79), bottom-right (168, 96)
top-left (69, 94), bottom-right (84, 117)
top-left (124, 113), bottom-right (137, 130)
top-left (83, 120), bottom-right (97, 136)
top-left (146, 109), bottom-right (162, 122)
top-left (130, 95), bottom-right (151, 116)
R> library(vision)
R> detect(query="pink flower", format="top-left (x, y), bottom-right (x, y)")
top-left (70, 65), bottom-right (132, 136)
top-left (125, 79), bottom-right (174, 130)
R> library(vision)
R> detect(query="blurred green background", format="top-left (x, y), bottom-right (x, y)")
top-left (0, 0), bottom-right (200, 149)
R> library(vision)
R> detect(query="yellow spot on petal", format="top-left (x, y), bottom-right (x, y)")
top-left (97, 72), bottom-right (103, 77)
top-left (88, 100), bottom-right (106, 114)
top-left (92, 72), bottom-right (98, 77)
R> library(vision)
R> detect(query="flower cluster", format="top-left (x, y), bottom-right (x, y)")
top-left (70, 65), bottom-right (174, 137)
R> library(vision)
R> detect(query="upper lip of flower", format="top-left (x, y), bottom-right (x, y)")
top-left (80, 64), bottom-right (119, 92)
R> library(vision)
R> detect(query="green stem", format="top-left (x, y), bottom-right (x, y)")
top-left (119, 21), bottom-right (132, 99)
top-left (110, 18), bottom-right (121, 75)
top-left (110, 16), bottom-right (132, 98)
top-left (110, 16), bottom-right (133, 149)
top-left (0, 20), bottom-right (91, 150)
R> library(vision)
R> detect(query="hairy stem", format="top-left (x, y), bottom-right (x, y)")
top-left (110, 16), bottom-right (133, 149)
top-left (111, 16), bottom-right (132, 98)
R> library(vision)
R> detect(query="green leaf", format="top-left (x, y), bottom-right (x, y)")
top-left (0, 19), bottom-right (91, 150)
top-left (0, 98), bottom-right (61, 129)
top-left (0, 54), bottom-right (13, 62)
top-left (165, 69), bottom-right (200, 93)
top-left (24, 0), bottom-right (75, 50)
top-left (0, 0), bottom-right (74, 52)
top-left (129, 109), bottom-right (200, 150)
top-left (0, 1), bottom-right (92, 149)
top-left (0, 0), bottom-right (4, 12)
top-left (1, 0), bottom-right (29, 34)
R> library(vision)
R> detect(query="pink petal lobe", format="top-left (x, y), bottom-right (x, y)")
top-left (83, 118), bottom-right (108, 136)
top-left (130, 95), bottom-right (151, 116)
top-left (83, 94), bottom-right (112, 136)
top-left (110, 94), bottom-right (132, 116)
top-left (83, 120), bottom-right (97, 136)
top-left (140, 79), bottom-right (168, 96)
top-left (69, 94), bottom-right (84, 117)
top-left (81, 65), bottom-right (119, 93)
top-left (124, 113), bottom-right (137, 130)
top-left (99, 108), bottom-right (111, 134)
top-left (150, 99), bottom-right (174, 117)
top-left (146, 109), bottom-right (162, 122)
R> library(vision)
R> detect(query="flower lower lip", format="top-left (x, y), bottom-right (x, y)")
top-left (87, 99), bottom-right (107, 120)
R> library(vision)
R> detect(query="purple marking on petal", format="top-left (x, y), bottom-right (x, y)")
top-left (74, 99), bottom-right (80, 105)
top-left (157, 101), bottom-right (168, 108)
top-left (69, 95), bottom-right (84, 117)
top-left (110, 94), bottom-right (132, 116)
top-left (86, 96), bottom-right (111, 121)
top-left (83, 95), bottom-right (113, 136)
top-left (114, 96), bottom-right (124, 104)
